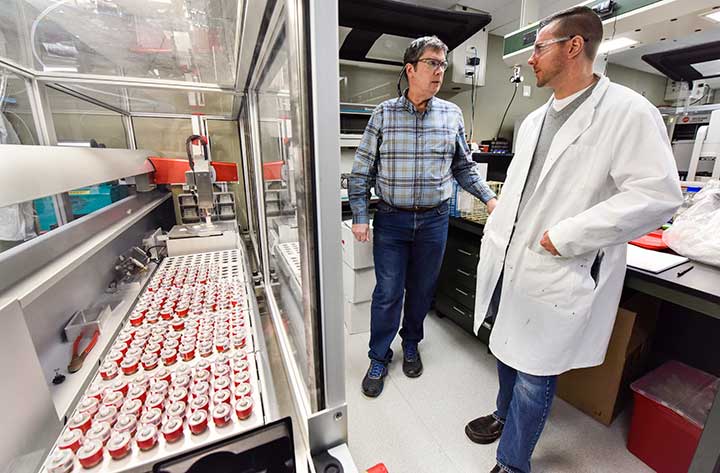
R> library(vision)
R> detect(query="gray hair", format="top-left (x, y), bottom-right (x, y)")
top-left (403, 36), bottom-right (448, 65)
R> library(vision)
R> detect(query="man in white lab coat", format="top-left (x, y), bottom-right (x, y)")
top-left (464, 7), bottom-right (683, 473)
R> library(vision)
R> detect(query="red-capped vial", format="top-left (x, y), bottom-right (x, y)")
top-left (127, 386), bottom-right (146, 405)
top-left (144, 393), bottom-right (165, 413)
top-left (164, 338), bottom-right (180, 350)
top-left (77, 439), bottom-right (104, 469)
top-left (179, 344), bottom-right (196, 362)
top-left (214, 364), bottom-right (231, 379)
top-left (68, 412), bottom-right (93, 434)
top-left (113, 413), bottom-right (138, 436)
top-left (129, 311), bottom-right (144, 327)
top-left (214, 376), bottom-right (232, 392)
top-left (171, 318), bottom-right (185, 331)
top-left (150, 379), bottom-right (170, 398)
top-left (141, 353), bottom-right (159, 371)
top-left (125, 347), bottom-right (144, 360)
top-left (94, 405), bottom-right (118, 426)
top-left (161, 416), bottom-right (184, 443)
top-left (107, 431), bottom-right (132, 460)
top-left (232, 335), bottom-right (247, 350)
top-left (58, 428), bottom-right (83, 452)
top-left (188, 410), bottom-right (208, 435)
top-left (85, 384), bottom-right (105, 401)
top-left (135, 424), bottom-right (159, 451)
top-left (112, 341), bottom-right (129, 356)
top-left (212, 389), bottom-right (232, 406)
top-left (145, 342), bottom-right (162, 356)
top-left (129, 339), bottom-right (146, 352)
top-left (132, 373), bottom-right (151, 391)
top-left (191, 382), bottom-right (210, 399)
top-left (110, 379), bottom-right (129, 397)
top-left (86, 421), bottom-right (112, 446)
top-left (167, 401), bottom-right (187, 420)
top-left (160, 348), bottom-right (177, 366)
top-left (215, 327), bottom-right (230, 340)
top-left (196, 359), bottom-right (212, 373)
top-left (194, 370), bottom-right (211, 387)
top-left (174, 375), bottom-right (192, 391)
top-left (100, 362), bottom-right (119, 381)
top-left (153, 368), bottom-right (172, 385)
top-left (169, 385), bottom-right (190, 404)
top-left (176, 304), bottom-right (189, 318)
top-left (145, 312), bottom-right (159, 325)
top-left (102, 391), bottom-right (124, 410)
top-left (175, 364), bottom-right (193, 378)
top-left (120, 399), bottom-right (143, 418)
top-left (211, 403), bottom-right (232, 427)
top-left (233, 360), bottom-right (250, 376)
top-left (234, 383), bottom-right (252, 400)
top-left (235, 397), bottom-right (253, 420)
top-left (106, 349), bottom-right (124, 366)
top-left (139, 407), bottom-right (163, 427)
top-left (198, 341), bottom-right (214, 358)
top-left (235, 371), bottom-right (251, 386)
top-left (159, 309), bottom-right (173, 321)
top-left (120, 357), bottom-right (140, 376)
top-left (47, 448), bottom-right (75, 473)
top-left (77, 397), bottom-right (100, 418)
top-left (189, 394), bottom-right (210, 413)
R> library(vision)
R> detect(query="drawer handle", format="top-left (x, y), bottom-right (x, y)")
top-left (455, 288), bottom-right (469, 297)
top-left (482, 322), bottom-right (492, 330)
top-left (456, 269), bottom-right (471, 277)
top-left (452, 306), bottom-right (467, 317)
top-left (457, 249), bottom-right (473, 257)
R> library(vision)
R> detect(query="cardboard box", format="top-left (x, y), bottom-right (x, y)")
top-left (343, 262), bottom-right (376, 303)
top-left (556, 294), bottom-right (659, 426)
top-left (341, 219), bottom-right (374, 269)
top-left (344, 300), bottom-right (371, 334)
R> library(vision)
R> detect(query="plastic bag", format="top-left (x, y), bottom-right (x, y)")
top-left (663, 180), bottom-right (720, 267)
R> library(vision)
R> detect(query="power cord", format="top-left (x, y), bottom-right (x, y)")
top-left (495, 67), bottom-right (523, 141)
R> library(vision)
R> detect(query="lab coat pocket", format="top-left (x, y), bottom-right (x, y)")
top-left (521, 248), bottom-right (593, 318)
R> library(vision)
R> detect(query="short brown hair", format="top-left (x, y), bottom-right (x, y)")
top-left (540, 6), bottom-right (603, 60)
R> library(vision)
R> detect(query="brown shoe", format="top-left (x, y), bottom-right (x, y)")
top-left (465, 413), bottom-right (504, 444)
top-left (490, 465), bottom-right (502, 473)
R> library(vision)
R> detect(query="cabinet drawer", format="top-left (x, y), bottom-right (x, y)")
top-left (437, 282), bottom-right (476, 310)
top-left (434, 295), bottom-right (474, 331)
top-left (439, 263), bottom-right (477, 291)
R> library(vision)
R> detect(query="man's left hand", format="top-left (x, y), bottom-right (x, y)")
top-left (486, 197), bottom-right (498, 215)
top-left (540, 231), bottom-right (560, 256)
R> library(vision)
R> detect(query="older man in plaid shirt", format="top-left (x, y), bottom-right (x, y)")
top-left (349, 36), bottom-right (497, 398)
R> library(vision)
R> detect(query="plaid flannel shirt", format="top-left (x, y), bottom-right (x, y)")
top-left (348, 94), bottom-right (496, 224)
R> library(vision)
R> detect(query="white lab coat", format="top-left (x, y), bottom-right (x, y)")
top-left (473, 75), bottom-right (683, 376)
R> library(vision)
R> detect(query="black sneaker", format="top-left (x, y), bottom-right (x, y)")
top-left (402, 344), bottom-right (423, 378)
top-left (465, 413), bottom-right (504, 444)
top-left (362, 360), bottom-right (388, 398)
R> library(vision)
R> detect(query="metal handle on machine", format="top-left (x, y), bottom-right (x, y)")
top-left (457, 248), bottom-right (473, 256)
top-left (456, 268), bottom-right (471, 277)
top-left (455, 288), bottom-right (469, 297)
top-left (452, 306), bottom-right (467, 317)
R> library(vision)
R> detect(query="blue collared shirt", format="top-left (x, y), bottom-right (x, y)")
top-left (348, 94), bottom-right (496, 224)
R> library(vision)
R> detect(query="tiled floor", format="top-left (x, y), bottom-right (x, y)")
top-left (346, 311), bottom-right (654, 473)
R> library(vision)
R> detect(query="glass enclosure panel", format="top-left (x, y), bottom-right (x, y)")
top-left (340, 63), bottom-right (401, 105)
top-left (0, 0), bottom-right (29, 68)
top-left (1, 68), bottom-right (44, 252)
top-left (46, 83), bottom-right (237, 117)
top-left (7, 0), bottom-right (239, 85)
top-left (133, 117), bottom-right (192, 157)
top-left (47, 87), bottom-right (129, 149)
top-left (46, 87), bottom-right (131, 221)
top-left (240, 107), bottom-right (262, 273)
top-left (207, 119), bottom-right (248, 231)
top-left (256, 22), bottom-right (323, 410)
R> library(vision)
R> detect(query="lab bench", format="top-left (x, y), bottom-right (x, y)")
top-left (434, 216), bottom-right (720, 473)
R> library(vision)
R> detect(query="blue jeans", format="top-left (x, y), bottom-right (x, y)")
top-left (494, 360), bottom-right (557, 473)
top-left (367, 200), bottom-right (449, 364)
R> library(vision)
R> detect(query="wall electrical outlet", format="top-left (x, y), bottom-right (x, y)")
top-left (523, 86), bottom-right (532, 97)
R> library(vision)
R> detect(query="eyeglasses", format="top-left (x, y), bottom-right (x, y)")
top-left (533, 35), bottom-right (589, 56)
top-left (416, 58), bottom-right (449, 71)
